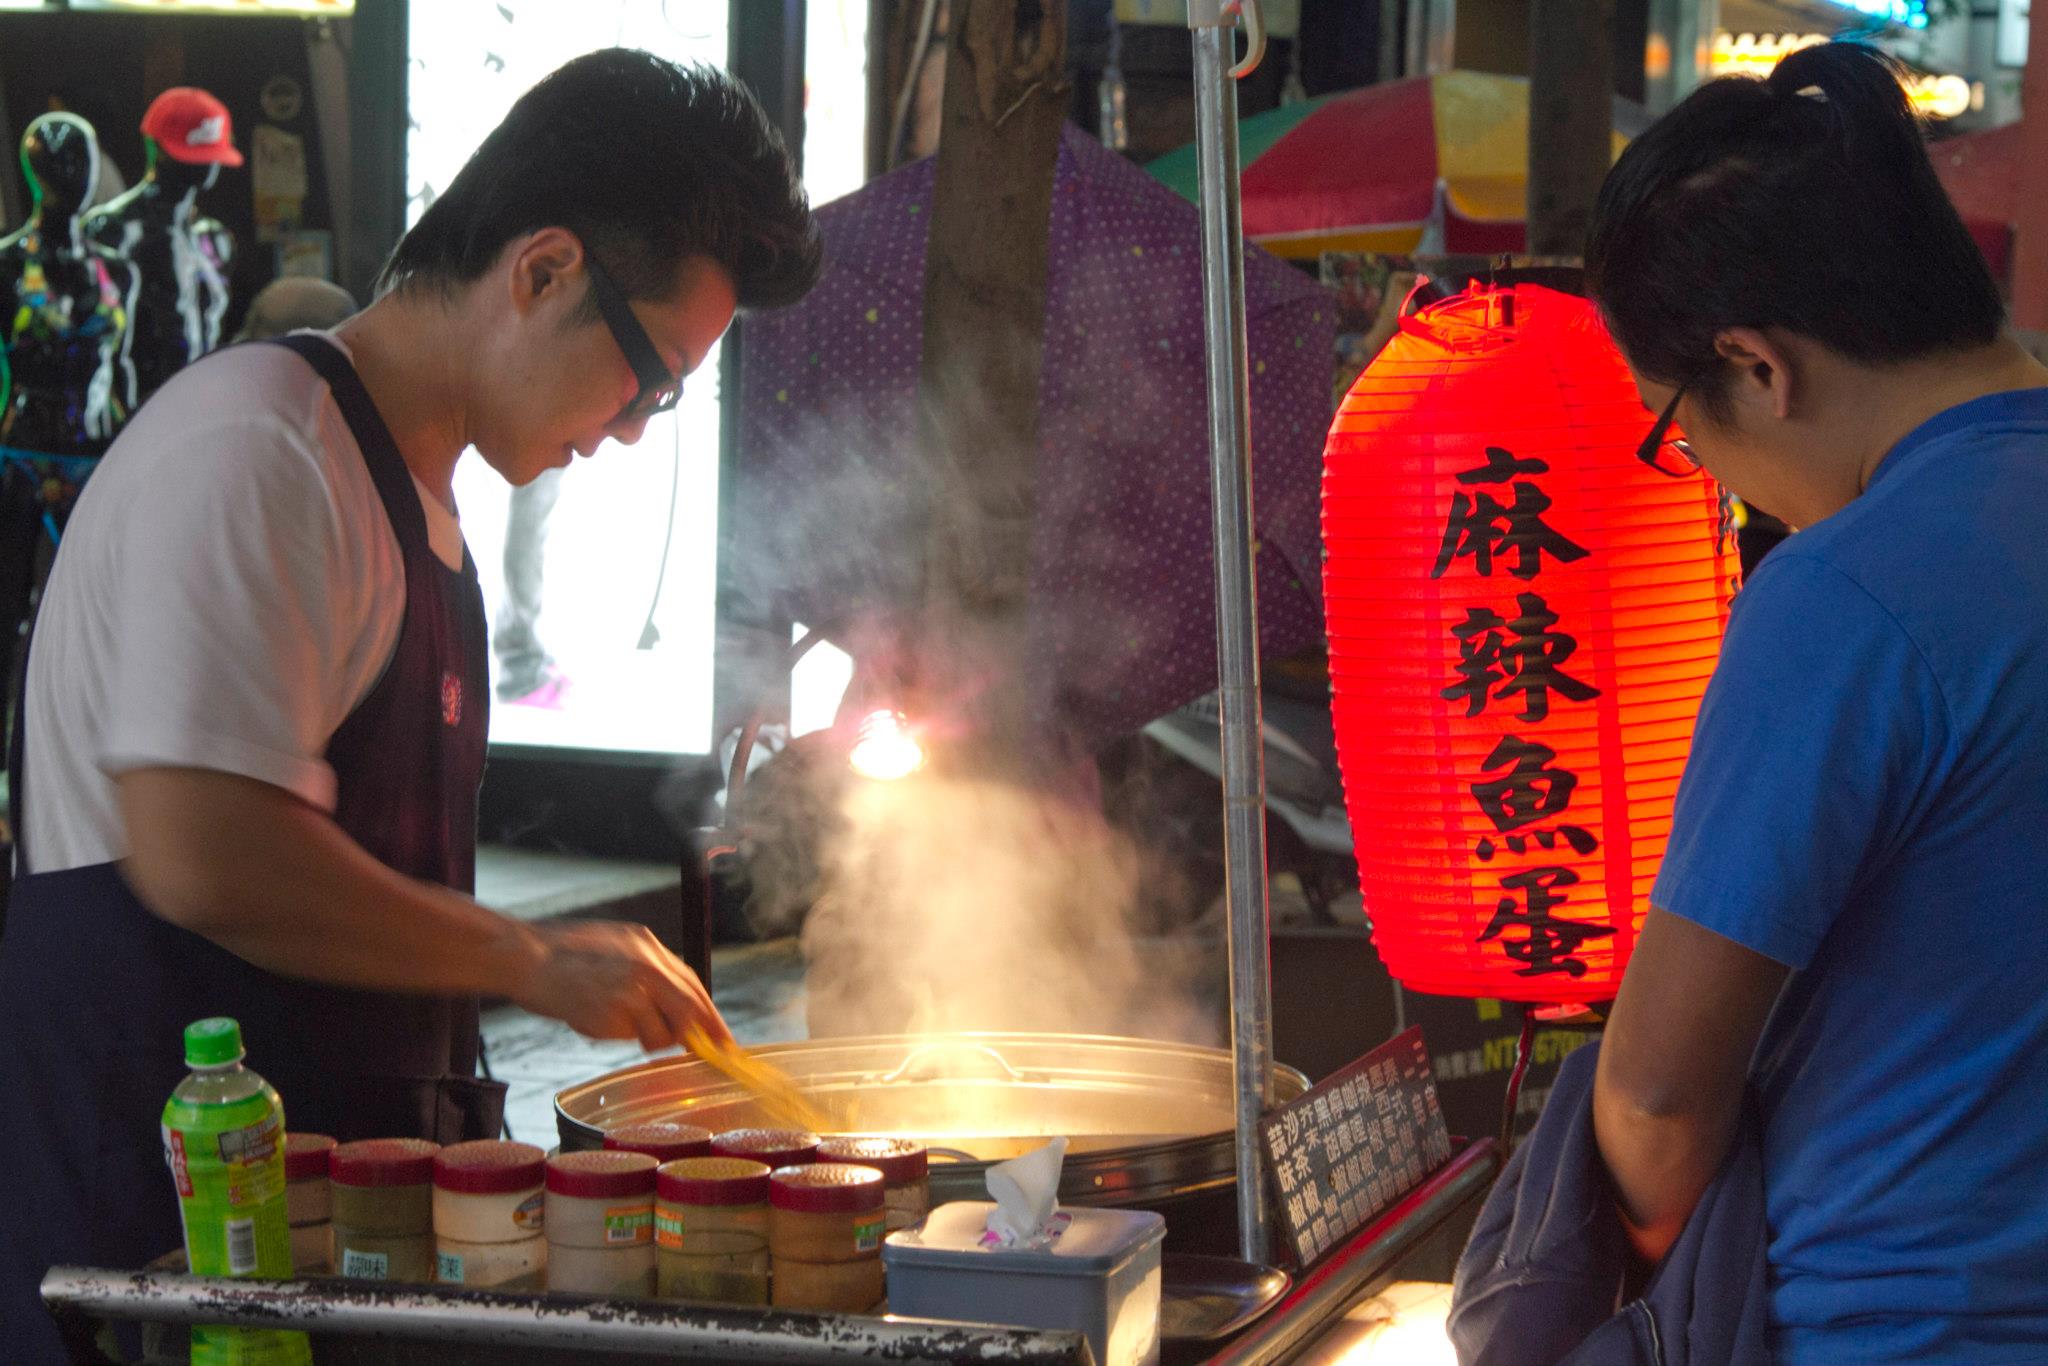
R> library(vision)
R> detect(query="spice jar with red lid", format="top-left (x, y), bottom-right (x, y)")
top-left (768, 1163), bottom-right (887, 1312)
top-left (654, 1157), bottom-right (771, 1304)
top-left (330, 1138), bottom-right (439, 1282)
top-left (604, 1121), bottom-right (712, 1163)
top-left (545, 1150), bottom-right (657, 1297)
top-left (433, 1140), bottom-right (546, 1289)
top-left (711, 1128), bottom-right (819, 1169)
top-left (818, 1137), bottom-right (930, 1232)
top-left (284, 1133), bottom-right (337, 1274)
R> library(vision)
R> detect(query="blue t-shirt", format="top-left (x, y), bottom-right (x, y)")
top-left (1653, 388), bottom-right (2048, 1365)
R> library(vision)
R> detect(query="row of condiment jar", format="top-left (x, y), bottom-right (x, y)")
top-left (279, 1122), bottom-right (928, 1312)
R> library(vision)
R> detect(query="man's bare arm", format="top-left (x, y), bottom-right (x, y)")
top-left (117, 766), bottom-right (730, 1051)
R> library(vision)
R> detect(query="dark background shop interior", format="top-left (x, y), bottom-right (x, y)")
top-left (0, 0), bottom-right (1692, 865)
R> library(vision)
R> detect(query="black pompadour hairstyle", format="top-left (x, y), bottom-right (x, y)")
top-left (1586, 42), bottom-right (2003, 422)
top-left (378, 49), bottom-right (822, 312)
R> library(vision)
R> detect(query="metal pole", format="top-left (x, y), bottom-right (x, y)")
top-left (1188, 0), bottom-right (1275, 1267)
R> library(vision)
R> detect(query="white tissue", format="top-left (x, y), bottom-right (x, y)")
top-left (984, 1136), bottom-right (1069, 1248)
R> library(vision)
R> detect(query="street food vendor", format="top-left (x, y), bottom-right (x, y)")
top-left (1585, 41), bottom-right (2048, 1363)
top-left (0, 50), bottom-right (820, 1359)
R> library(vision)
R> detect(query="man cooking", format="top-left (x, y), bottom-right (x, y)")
top-left (0, 50), bottom-right (820, 1360)
top-left (1586, 42), bottom-right (2048, 1362)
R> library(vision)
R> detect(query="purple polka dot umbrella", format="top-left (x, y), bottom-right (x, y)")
top-left (735, 127), bottom-right (1335, 752)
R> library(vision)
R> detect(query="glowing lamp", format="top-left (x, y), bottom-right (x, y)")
top-left (1321, 281), bottom-right (1738, 1003)
top-left (847, 709), bottom-right (925, 782)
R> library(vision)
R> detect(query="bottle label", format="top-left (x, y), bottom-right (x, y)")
top-left (605, 1207), bottom-right (654, 1245)
top-left (437, 1252), bottom-right (465, 1283)
top-left (341, 1248), bottom-right (389, 1279)
top-left (655, 1209), bottom-right (684, 1250)
top-left (161, 1101), bottom-right (293, 1281)
top-left (513, 1193), bottom-right (546, 1232)
top-left (226, 1218), bottom-right (258, 1275)
top-left (854, 1216), bottom-right (885, 1254)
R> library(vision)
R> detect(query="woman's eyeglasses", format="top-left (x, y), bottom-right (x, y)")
top-left (1637, 387), bottom-right (1701, 478)
top-left (584, 253), bottom-right (682, 424)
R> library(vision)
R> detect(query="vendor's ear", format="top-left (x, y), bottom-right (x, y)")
top-left (508, 227), bottom-right (586, 316)
top-left (1712, 326), bottom-right (1797, 423)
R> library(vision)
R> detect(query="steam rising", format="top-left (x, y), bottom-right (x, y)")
top-left (797, 768), bottom-right (1223, 1044)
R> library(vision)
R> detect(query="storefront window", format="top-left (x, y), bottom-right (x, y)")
top-left (407, 1), bottom-right (729, 755)
top-left (804, 0), bottom-right (869, 207)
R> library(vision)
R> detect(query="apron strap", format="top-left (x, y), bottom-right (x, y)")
top-left (265, 334), bottom-right (430, 552)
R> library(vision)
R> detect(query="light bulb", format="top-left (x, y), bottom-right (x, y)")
top-left (848, 709), bottom-right (925, 781)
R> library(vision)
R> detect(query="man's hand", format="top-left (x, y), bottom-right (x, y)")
top-left (511, 920), bottom-right (731, 1053)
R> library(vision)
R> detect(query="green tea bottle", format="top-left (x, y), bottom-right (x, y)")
top-left (161, 1017), bottom-right (311, 1366)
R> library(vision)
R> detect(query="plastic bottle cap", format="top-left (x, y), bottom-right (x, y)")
top-left (183, 1017), bottom-right (244, 1068)
top-left (816, 1137), bottom-right (928, 1185)
top-left (603, 1122), bottom-right (712, 1162)
top-left (546, 1150), bottom-right (658, 1199)
top-left (330, 1138), bottom-right (440, 1188)
top-left (656, 1157), bottom-right (773, 1207)
top-left (285, 1133), bottom-right (338, 1182)
top-left (710, 1128), bottom-right (820, 1169)
top-left (770, 1163), bottom-right (886, 1214)
top-left (434, 1141), bottom-right (546, 1194)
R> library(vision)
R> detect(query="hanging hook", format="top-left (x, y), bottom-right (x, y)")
top-left (1225, 1), bottom-right (1268, 80)
top-left (1190, 0), bottom-right (1267, 80)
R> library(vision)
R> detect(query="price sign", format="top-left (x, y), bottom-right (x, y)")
top-left (1259, 1026), bottom-right (1453, 1267)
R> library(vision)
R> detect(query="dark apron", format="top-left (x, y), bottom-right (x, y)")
top-left (0, 334), bottom-right (502, 1363)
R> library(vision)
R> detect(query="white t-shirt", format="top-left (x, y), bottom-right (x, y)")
top-left (20, 333), bottom-right (466, 874)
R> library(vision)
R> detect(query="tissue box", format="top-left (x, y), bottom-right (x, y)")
top-left (883, 1201), bottom-right (1166, 1366)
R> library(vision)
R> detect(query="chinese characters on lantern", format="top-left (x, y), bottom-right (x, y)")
top-left (1431, 447), bottom-right (1615, 978)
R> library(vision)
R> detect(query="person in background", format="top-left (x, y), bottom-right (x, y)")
top-left (0, 50), bottom-right (820, 1362)
top-left (495, 464), bottom-right (569, 708)
top-left (231, 275), bottom-right (358, 343)
top-left (1585, 42), bottom-right (2048, 1364)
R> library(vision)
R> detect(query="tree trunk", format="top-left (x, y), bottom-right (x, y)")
top-left (1526, 0), bottom-right (1614, 258)
top-left (911, 0), bottom-right (1067, 773)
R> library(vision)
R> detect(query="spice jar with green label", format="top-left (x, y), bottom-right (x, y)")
top-left (817, 1137), bottom-right (930, 1232)
top-left (768, 1164), bottom-right (887, 1313)
top-left (711, 1128), bottom-right (819, 1170)
top-left (545, 1150), bottom-right (658, 1296)
top-left (654, 1157), bottom-right (771, 1305)
top-left (604, 1122), bottom-right (712, 1163)
top-left (433, 1141), bottom-right (547, 1290)
top-left (284, 1133), bottom-right (336, 1275)
top-left (330, 1138), bottom-right (439, 1282)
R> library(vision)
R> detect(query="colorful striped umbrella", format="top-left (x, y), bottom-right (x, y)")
top-left (1149, 71), bottom-right (1627, 261)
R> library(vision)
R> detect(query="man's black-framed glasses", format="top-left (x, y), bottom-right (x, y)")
top-left (584, 254), bottom-right (681, 424)
top-left (1637, 386), bottom-right (1701, 478)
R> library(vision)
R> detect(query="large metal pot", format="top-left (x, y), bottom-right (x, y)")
top-left (556, 1033), bottom-right (1308, 1214)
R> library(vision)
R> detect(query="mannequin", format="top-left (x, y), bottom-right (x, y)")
top-left (0, 111), bottom-right (134, 459)
top-left (0, 111), bottom-right (136, 764)
top-left (86, 87), bottom-right (241, 410)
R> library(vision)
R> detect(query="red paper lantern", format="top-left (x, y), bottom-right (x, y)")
top-left (1321, 282), bottom-right (1739, 1003)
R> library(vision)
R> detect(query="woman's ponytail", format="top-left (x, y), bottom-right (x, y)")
top-left (1588, 40), bottom-right (2001, 421)
top-left (1766, 41), bottom-right (1926, 166)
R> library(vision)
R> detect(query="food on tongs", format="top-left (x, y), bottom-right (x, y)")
top-left (683, 1025), bottom-right (838, 1134)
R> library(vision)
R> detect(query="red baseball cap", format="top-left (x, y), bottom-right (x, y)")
top-left (141, 87), bottom-right (243, 168)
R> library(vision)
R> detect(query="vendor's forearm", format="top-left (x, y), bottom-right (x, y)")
top-left (117, 766), bottom-right (543, 998)
top-left (1593, 1073), bottom-right (1740, 1265)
